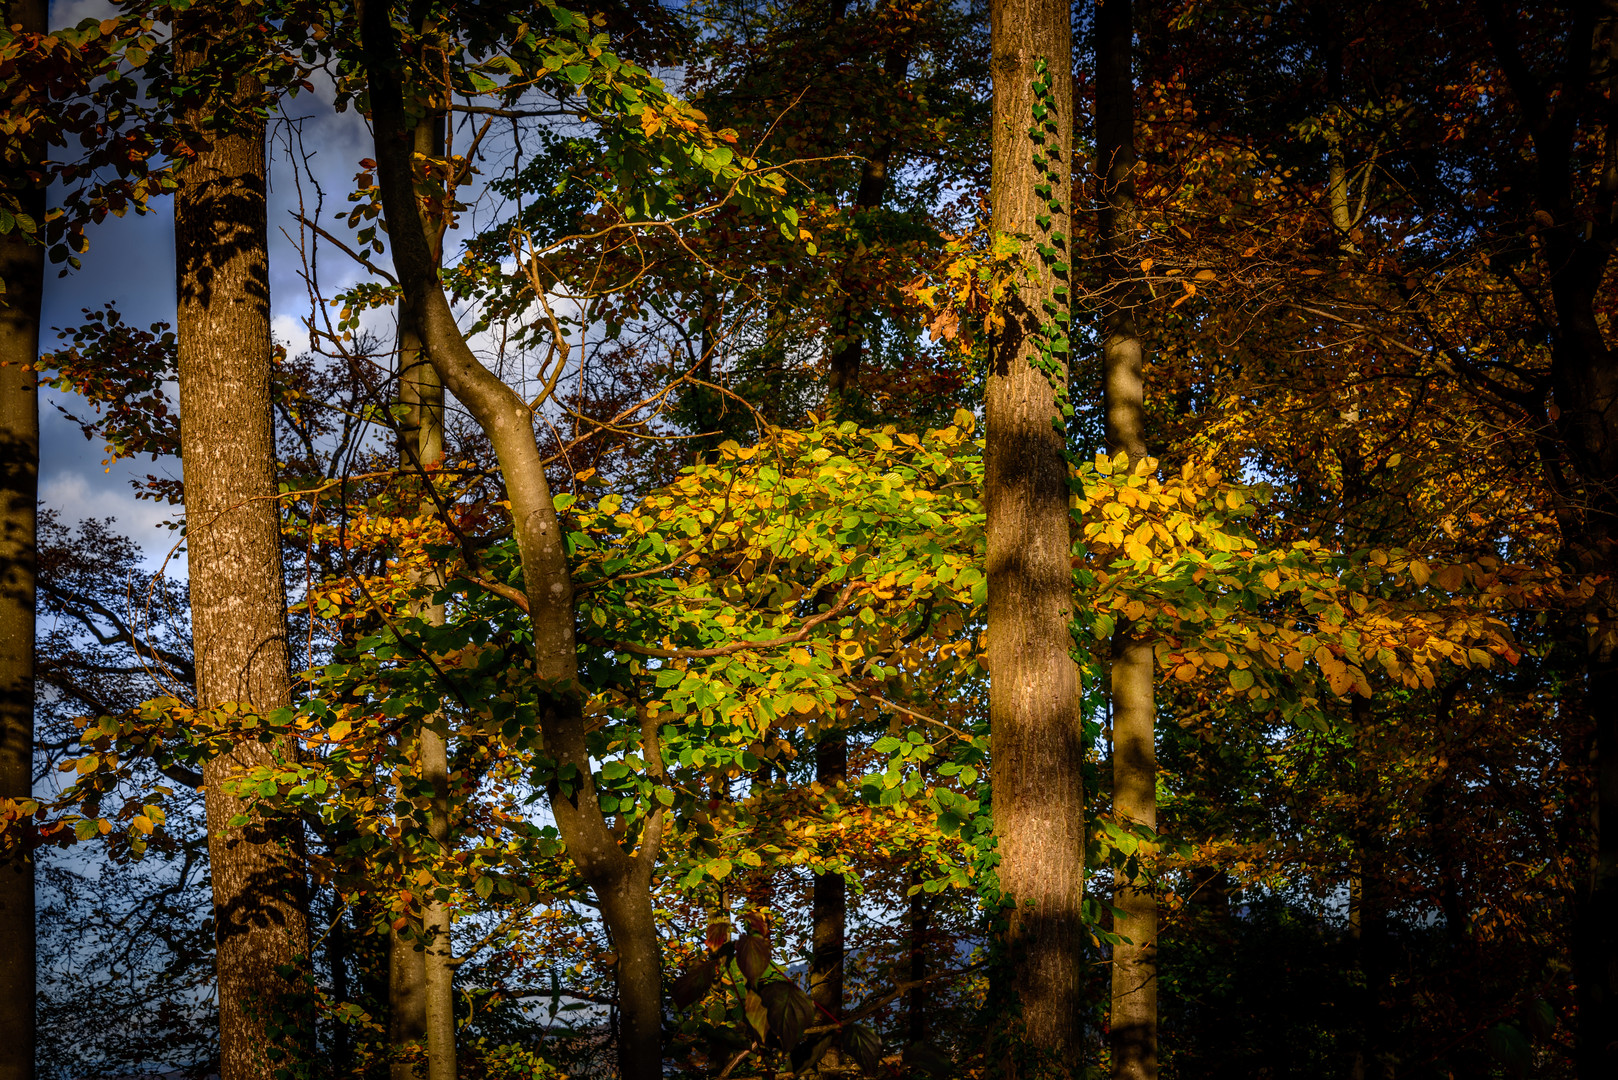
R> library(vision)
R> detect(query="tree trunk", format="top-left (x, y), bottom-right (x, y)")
top-left (985, 0), bottom-right (1082, 1069)
top-left (1095, 3), bottom-right (1157, 1078)
top-left (388, 929), bottom-right (427, 1080)
top-left (815, 23), bottom-right (911, 1000)
top-left (173, 12), bottom-right (311, 1080)
top-left (810, 733), bottom-right (846, 1064)
top-left (359, 8), bottom-right (666, 1078)
top-left (1107, 639), bottom-right (1156, 1080)
top-left (0, 4), bottom-right (44, 1076)
top-left (390, 108), bottom-right (453, 1080)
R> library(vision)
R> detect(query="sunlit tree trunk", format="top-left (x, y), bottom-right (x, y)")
top-left (0, 4), bottom-right (45, 1076)
top-left (389, 107), bottom-right (453, 1080)
top-left (173, 10), bottom-right (311, 1079)
top-left (1096, 2), bottom-right (1156, 1077)
top-left (986, 0), bottom-right (1082, 1070)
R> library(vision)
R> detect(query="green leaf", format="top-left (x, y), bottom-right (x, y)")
top-left (744, 990), bottom-right (768, 1038)
top-left (736, 933), bottom-right (770, 985)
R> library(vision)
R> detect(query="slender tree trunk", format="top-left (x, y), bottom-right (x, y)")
top-left (810, 733), bottom-right (847, 1063)
top-left (390, 109), bottom-right (452, 1080)
top-left (360, 8), bottom-right (666, 1077)
top-left (1095, 4), bottom-right (1157, 1078)
top-left (1319, 15), bottom-right (1353, 242)
top-left (1107, 640), bottom-right (1155, 1080)
top-left (986, 0), bottom-right (1081, 1071)
top-left (388, 928), bottom-right (427, 1080)
top-left (173, 12), bottom-right (311, 1080)
top-left (0, 4), bottom-right (44, 1075)
top-left (813, 28), bottom-right (912, 1012)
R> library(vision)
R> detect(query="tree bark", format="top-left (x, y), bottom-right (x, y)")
top-left (173, 12), bottom-right (311, 1080)
top-left (814, 26), bottom-right (913, 1013)
top-left (986, 0), bottom-right (1082, 1070)
top-left (809, 732), bottom-right (847, 1064)
top-left (359, 8), bottom-right (666, 1077)
top-left (0, 4), bottom-right (44, 1077)
top-left (390, 109), bottom-right (452, 1080)
top-left (1095, 3), bottom-right (1157, 1078)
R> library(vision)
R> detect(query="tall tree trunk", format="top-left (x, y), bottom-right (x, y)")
top-left (986, 0), bottom-right (1081, 1070)
top-left (0, 4), bottom-right (44, 1076)
top-left (173, 12), bottom-right (311, 1080)
top-left (390, 109), bottom-right (452, 1080)
top-left (1095, 3), bottom-right (1156, 1078)
top-left (809, 732), bottom-right (846, 1063)
top-left (360, 9), bottom-right (666, 1078)
top-left (814, 29), bottom-right (912, 1019)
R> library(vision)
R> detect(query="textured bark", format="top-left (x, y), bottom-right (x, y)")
top-left (986, 0), bottom-right (1082, 1070)
top-left (0, 4), bottom-right (44, 1075)
top-left (360, 7), bottom-right (665, 1077)
top-left (388, 931), bottom-right (427, 1080)
top-left (174, 13), bottom-right (311, 1080)
top-left (390, 111), bottom-right (451, 1080)
top-left (1096, 3), bottom-right (1156, 1078)
top-left (809, 733), bottom-right (847, 1048)
top-left (1108, 642), bottom-right (1156, 1080)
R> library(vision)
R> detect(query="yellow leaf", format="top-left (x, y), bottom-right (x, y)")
top-left (131, 815), bottom-right (154, 835)
top-left (1328, 667), bottom-right (1356, 696)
